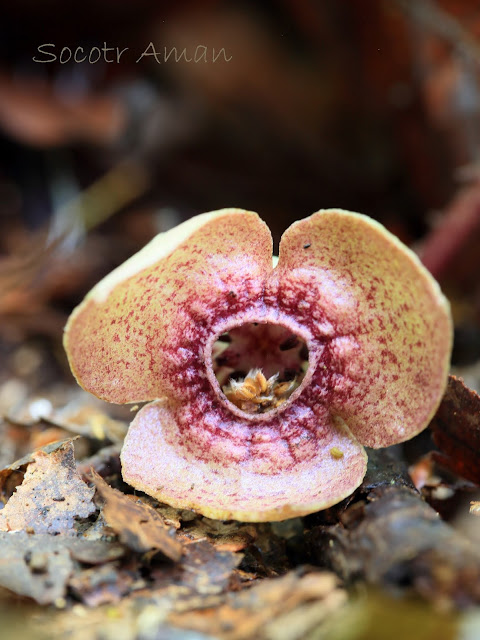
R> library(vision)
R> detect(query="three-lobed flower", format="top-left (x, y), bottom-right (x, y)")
top-left (64, 209), bottom-right (452, 521)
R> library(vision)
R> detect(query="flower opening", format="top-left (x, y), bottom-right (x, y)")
top-left (212, 321), bottom-right (309, 415)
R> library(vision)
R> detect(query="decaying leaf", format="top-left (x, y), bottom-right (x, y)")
top-left (429, 375), bottom-right (480, 484)
top-left (91, 471), bottom-right (183, 562)
top-left (0, 439), bottom-right (95, 534)
top-left (0, 531), bottom-right (73, 605)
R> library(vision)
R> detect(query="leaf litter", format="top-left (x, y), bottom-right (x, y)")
top-left (0, 374), bottom-right (479, 637)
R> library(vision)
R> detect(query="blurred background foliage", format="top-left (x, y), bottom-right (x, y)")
top-left (1, 0), bottom-right (480, 377)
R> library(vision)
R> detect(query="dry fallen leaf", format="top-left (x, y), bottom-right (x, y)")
top-left (0, 437), bottom-right (78, 504)
top-left (0, 531), bottom-right (125, 606)
top-left (0, 439), bottom-right (95, 534)
top-left (47, 400), bottom-right (128, 444)
top-left (6, 390), bottom-right (128, 444)
top-left (429, 375), bottom-right (480, 484)
top-left (91, 471), bottom-right (183, 562)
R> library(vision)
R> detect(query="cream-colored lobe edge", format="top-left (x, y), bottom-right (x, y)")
top-left (280, 208), bottom-right (453, 384)
top-left (87, 208), bottom-right (259, 304)
top-left (292, 208), bottom-right (452, 324)
top-left (63, 208), bottom-right (259, 393)
top-left (121, 452), bottom-right (368, 522)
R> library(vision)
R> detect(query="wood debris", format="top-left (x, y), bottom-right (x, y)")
top-left (306, 449), bottom-right (480, 607)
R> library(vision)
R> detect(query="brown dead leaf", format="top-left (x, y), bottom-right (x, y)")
top-left (65, 537), bottom-right (125, 565)
top-left (76, 444), bottom-right (121, 480)
top-left (91, 471), bottom-right (182, 562)
top-left (0, 440), bottom-right (95, 534)
top-left (429, 375), bottom-right (480, 484)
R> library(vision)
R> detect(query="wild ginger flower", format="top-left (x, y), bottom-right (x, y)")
top-left (64, 209), bottom-right (452, 521)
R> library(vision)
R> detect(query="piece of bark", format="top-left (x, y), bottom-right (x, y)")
top-left (91, 471), bottom-right (183, 562)
top-left (429, 375), bottom-right (480, 484)
top-left (306, 449), bottom-right (480, 607)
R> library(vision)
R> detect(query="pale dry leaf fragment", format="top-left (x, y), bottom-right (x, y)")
top-left (0, 531), bottom-right (73, 605)
top-left (48, 400), bottom-right (128, 443)
top-left (177, 517), bottom-right (257, 553)
top-left (0, 531), bottom-right (124, 606)
top-left (0, 440), bottom-right (95, 535)
top-left (0, 437), bottom-right (79, 504)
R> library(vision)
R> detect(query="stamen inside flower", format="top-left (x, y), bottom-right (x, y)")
top-left (212, 322), bottom-right (309, 414)
top-left (222, 368), bottom-right (300, 413)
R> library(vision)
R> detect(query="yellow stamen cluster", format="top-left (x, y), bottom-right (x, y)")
top-left (223, 368), bottom-right (298, 414)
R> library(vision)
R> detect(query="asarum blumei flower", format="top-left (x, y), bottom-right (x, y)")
top-left (64, 209), bottom-right (452, 521)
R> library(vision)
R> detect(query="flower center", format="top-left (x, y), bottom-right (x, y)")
top-left (212, 322), bottom-right (309, 414)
